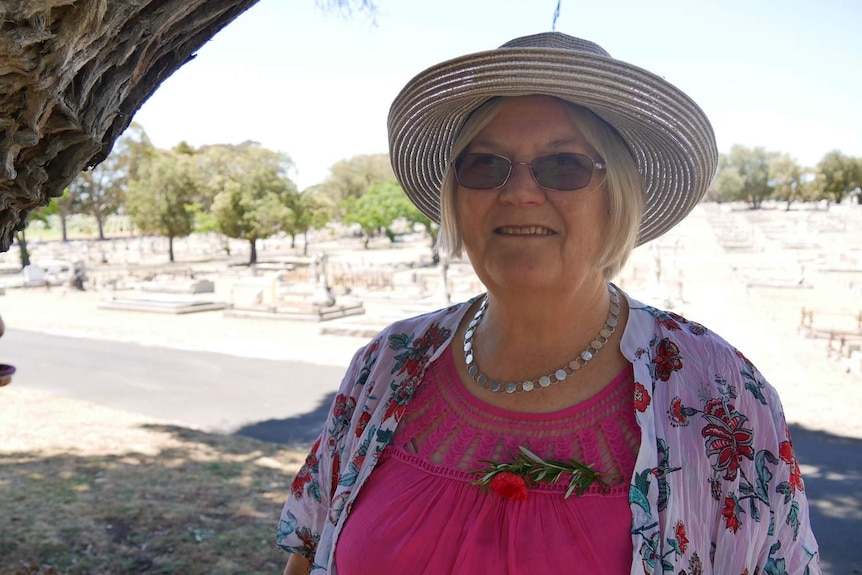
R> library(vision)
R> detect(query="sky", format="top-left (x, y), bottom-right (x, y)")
top-left (133, 0), bottom-right (862, 191)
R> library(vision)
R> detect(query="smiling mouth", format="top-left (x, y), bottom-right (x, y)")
top-left (495, 226), bottom-right (555, 236)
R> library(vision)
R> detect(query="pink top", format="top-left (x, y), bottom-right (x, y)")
top-left (335, 346), bottom-right (640, 574)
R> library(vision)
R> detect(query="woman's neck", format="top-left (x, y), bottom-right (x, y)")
top-left (472, 280), bottom-right (612, 375)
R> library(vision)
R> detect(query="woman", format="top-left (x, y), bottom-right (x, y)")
top-left (278, 33), bottom-right (820, 574)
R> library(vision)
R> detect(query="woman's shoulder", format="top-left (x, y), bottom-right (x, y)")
top-left (625, 293), bottom-right (781, 411)
top-left (344, 297), bottom-right (476, 375)
top-left (626, 293), bottom-right (741, 358)
top-left (372, 297), bottom-right (477, 341)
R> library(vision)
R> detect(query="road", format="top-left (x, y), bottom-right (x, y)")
top-left (2, 328), bottom-right (859, 572)
top-left (2, 328), bottom-right (346, 445)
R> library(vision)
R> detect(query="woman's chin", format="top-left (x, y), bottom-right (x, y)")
top-left (483, 269), bottom-right (561, 293)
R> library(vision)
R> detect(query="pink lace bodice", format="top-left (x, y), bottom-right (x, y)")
top-left (336, 346), bottom-right (640, 574)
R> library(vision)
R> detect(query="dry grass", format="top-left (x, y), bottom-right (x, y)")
top-left (0, 388), bottom-right (304, 574)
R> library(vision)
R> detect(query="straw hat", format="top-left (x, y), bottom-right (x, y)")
top-left (387, 32), bottom-right (718, 246)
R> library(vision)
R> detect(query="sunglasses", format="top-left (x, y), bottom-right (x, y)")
top-left (453, 153), bottom-right (606, 191)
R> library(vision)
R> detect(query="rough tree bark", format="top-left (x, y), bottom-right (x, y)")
top-left (0, 0), bottom-right (260, 252)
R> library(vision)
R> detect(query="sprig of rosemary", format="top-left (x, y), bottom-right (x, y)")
top-left (471, 445), bottom-right (612, 499)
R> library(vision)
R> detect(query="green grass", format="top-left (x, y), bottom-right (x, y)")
top-left (0, 426), bottom-right (305, 575)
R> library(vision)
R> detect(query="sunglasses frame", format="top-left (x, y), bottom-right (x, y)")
top-left (452, 152), bottom-right (606, 191)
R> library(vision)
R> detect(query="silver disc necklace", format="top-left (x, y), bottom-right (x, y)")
top-left (463, 284), bottom-right (620, 394)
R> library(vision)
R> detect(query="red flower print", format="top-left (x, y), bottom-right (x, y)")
top-left (296, 525), bottom-right (319, 552)
top-left (674, 520), bottom-right (689, 554)
top-left (290, 438), bottom-right (322, 500)
top-left (709, 477), bottom-right (722, 501)
top-left (779, 440), bottom-right (805, 494)
top-left (292, 449), bottom-right (318, 497)
top-left (489, 472), bottom-right (529, 501)
top-left (290, 466), bottom-right (312, 500)
top-left (703, 399), bottom-right (729, 419)
top-left (701, 400), bottom-right (755, 481)
top-left (355, 411), bottom-right (371, 438)
top-left (634, 382), bottom-right (651, 412)
top-left (734, 349), bottom-right (754, 371)
top-left (659, 316), bottom-right (682, 331)
top-left (688, 323), bottom-right (707, 335)
top-left (332, 394), bottom-right (356, 419)
top-left (384, 380), bottom-right (415, 420)
top-left (330, 452), bottom-right (341, 500)
top-left (653, 338), bottom-right (683, 381)
top-left (668, 311), bottom-right (687, 323)
top-left (688, 552), bottom-right (703, 575)
top-left (669, 397), bottom-right (696, 427)
top-left (779, 439), bottom-right (793, 462)
top-left (363, 339), bottom-right (379, 361)
top-left (390, 324), bottom-right (451, 378)
top-left (722, 495), bottom-right (741, 533)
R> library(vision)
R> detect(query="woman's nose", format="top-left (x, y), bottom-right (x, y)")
top-left (498, 163), bottom-right (547, 206)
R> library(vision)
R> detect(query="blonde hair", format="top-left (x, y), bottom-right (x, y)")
top-left (436, 97), bottom-right (644, 280)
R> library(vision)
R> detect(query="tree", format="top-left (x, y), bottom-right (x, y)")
top-left (402, 202), bottom-right (440, 262)
top-left (706, 154), bottom-right (743, 204)
top-left (12, 230), bottom-right (31, 269)
top-left (52, 188), bottom-right (76, 242)
top-left (342, 179), bottom-right (420, 248)
top-left (12, 201), bottom-right (56, 268)
top-left (814, 150), bottom-right (862, 205)
top-left (317, 154), bottom-right (395, 218)
top-left (67, 161), bottom-right (124, 240)
top-left (713, 145), bottom-right (777, 208)
top-left (769, 154), bottom-right (813, 210)
top-left (67, 123), bottom-right (155, 239)
top-left (284, 188), bottom-right (325, 256)
top-left (126, 152), bottom-right (199, 262)
top-left (114, 123), bottom-right (156, 182)
top-left (211, 145), bottom-right (297, 264)
top-left (191, 143), bottom-right (243, 211)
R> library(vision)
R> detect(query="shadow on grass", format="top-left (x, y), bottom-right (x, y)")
top-left (789, 424), bottom-right (862, 574)
top-left (234, 392), bottom-right (335, 449)
top-left (0, 426), bottom-right (304, 575)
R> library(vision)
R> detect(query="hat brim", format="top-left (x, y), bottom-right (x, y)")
top-left (388, 47), bottom-right (718, 246)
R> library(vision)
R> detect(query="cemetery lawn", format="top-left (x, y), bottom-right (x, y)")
top-left (0, 389), bottom-right (305, 575)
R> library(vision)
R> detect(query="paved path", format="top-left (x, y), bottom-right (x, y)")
top-left (3, 328), bottom-right (345, 446)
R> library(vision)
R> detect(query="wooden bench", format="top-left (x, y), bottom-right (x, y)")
top-left (799, 308), bottom-right (862, 358)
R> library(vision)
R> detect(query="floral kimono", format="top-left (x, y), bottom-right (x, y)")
top-left (277, 290), bottom-right (821, 574)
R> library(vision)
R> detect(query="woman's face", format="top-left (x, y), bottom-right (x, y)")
top-left (455, 95), bottom-right (609, 294)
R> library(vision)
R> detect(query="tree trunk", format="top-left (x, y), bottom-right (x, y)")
top-left (291, 233), bottom-right (297, 249)
top-left (60, 213), bottom-right (69, 243)
top-left (168, 236), bottom-right (175, 262)
top-left (249, 238), bottom-right (258, 264)
top-left (0, 0), bottom-right (261, 253)
top-left (96, 214), bottom-right (106, 240)
top-left (15, 231), bottom-right (30, 268)
top-left (303, 231), bottom-right (309, 256)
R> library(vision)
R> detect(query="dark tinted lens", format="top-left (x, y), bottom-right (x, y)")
top-left (455, 154), bottom-right (511, 189)
top-left (532, 153), bottom-right (594, 190)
